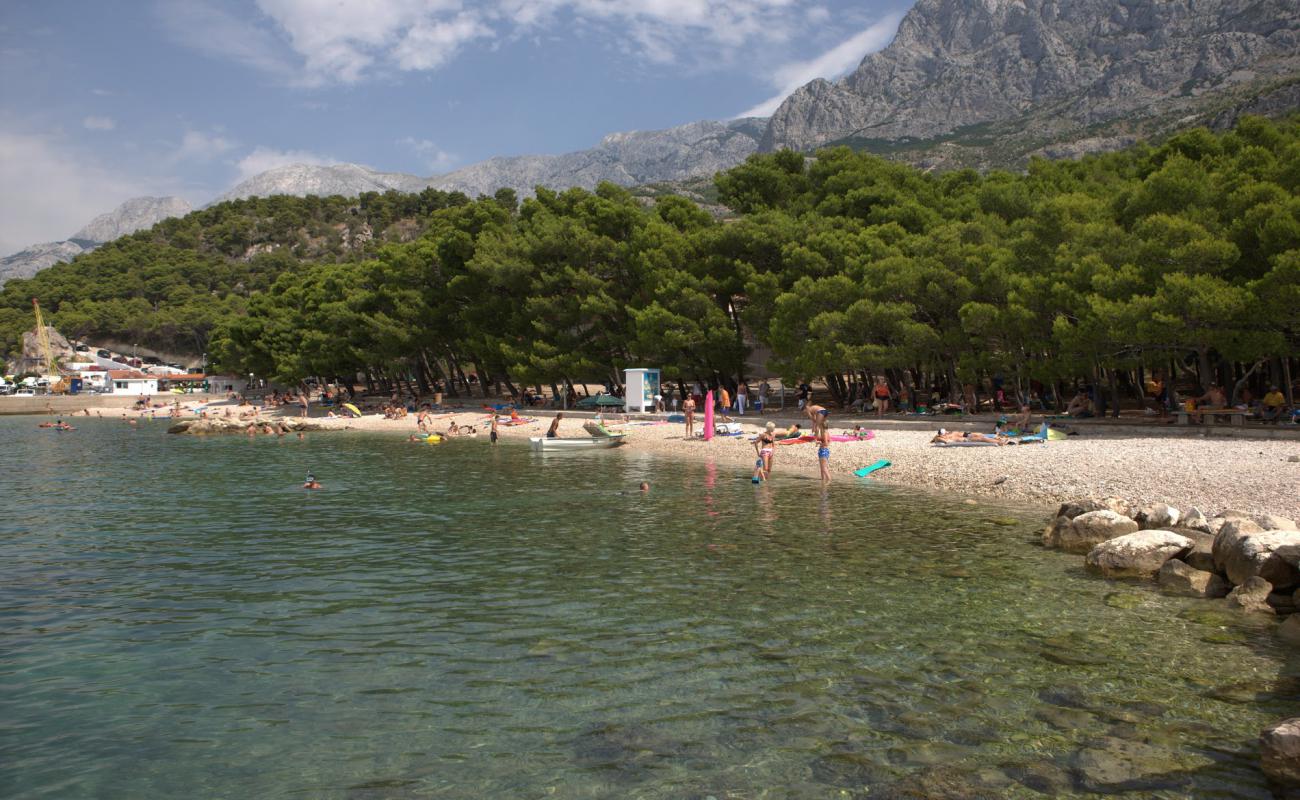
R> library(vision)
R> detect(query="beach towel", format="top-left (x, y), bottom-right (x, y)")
top-left (854, 459), bottom-right (892, 477)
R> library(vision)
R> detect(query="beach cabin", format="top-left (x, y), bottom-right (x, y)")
top-left (107, 370), bottom-right (159, 395)
top-left (624, 368), bottom-right (661, 413)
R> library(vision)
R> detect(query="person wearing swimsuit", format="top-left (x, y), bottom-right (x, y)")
top-left (816, 427), bottom-right (831, 482)
top-left (755, 421), bottom-right (777, 479)
top-left (873, 378), bottom-right (891, 417)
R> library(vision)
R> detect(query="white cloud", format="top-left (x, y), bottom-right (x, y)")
top-left (397, 137), bottom-right (458, 173)
top-left (736, 13), bottom-right (903, 118)
top-left (234, 146), bottom-right (333, 181)
top-left (82, 115), bottom-right (116, 131)
top-left (0, 131), bottom-right (149, 256)
top-left (154, 0), bottom-right (297, 81)
top-left (175, 130), bottom-right (237, 162)
top-left (158, 0), bottom-right (862, 86)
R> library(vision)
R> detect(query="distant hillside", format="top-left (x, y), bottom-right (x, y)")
top-left (0, 188), bottom-right (469, 358)
top-left (0, 196), bottom-right (192, 286)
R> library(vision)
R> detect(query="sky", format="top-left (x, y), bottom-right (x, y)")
top-left (0, 0), bottom-right (911, 256)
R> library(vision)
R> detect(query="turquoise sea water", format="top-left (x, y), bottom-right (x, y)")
top-left (1, 417), bottom-right (1295, 799)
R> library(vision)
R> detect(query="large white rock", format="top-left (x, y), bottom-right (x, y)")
top-left (1181, 507), bottom-right (1212, 533)
top-left (1054, 510), bottom-right (1140, 554)
top-left (1086, 531), bottom-right (1193, 578)
top-left (1157, 559), bottom-right (1230, 598)
top-left (1260, 717), bottom-right (1300, 788)
top-left (1215, 529), bottom-right (1300, 589)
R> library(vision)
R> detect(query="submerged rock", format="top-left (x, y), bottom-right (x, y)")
top-left (1086, 531), bottom-right (1192, 579)
top-left (1070, 736), bottom-right (1187, 793)
top-left (1226, 576), bottom-right (1275, 614)
top-left (1054, 510), bottom-right (1140, 554)
top-left (1261, 718), bottom-right (1300, 788)
top-left (1279, 615), bottom-right (1300, 645)
top-left (1157, 559), bottom-right (1230, 598)
top-left (169, 417), bottom-right (328, 435)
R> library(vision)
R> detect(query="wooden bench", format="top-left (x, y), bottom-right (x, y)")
top-left (1176, 409), bottom-right (1249, 426)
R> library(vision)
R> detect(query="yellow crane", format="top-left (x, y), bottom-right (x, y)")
top-left (31, 298), bottom-right (66, 393)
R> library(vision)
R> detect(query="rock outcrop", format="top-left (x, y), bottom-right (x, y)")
top-left (1157, 559), bottom-right (1230, 598)
top-left (763, 0), bottom-right (1300, 166)
top-left (1047, 510), bottom-right (1140, 554)
top-left (1215, 527), bottom-right (1300, 588)
top-left (1086, 531), bottom-right (1192, 578)
top-left (1226, 576), bottom-right (1275, 614)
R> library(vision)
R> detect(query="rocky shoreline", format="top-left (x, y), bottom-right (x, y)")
top-left (1043, 497), bottom-right (1300, 790)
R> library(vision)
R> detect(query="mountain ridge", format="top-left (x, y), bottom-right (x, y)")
top-left (762, 0), bottom-right (1300, 157)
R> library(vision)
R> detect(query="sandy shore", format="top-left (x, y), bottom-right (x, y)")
top-left (277, 406), bottom-right (1300, 520)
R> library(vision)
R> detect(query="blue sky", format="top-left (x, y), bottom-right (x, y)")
top-left (0, 0), bottom-right (910, 255)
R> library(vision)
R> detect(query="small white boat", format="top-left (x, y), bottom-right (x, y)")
top-left (529, 434), bottom-right (626, 451)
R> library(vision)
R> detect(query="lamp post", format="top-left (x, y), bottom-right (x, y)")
top-left (201, 352), bottom-right (207, 373)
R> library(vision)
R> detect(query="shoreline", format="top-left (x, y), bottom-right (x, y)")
top-left (20, 397), bottom-right (1299, 518)
top-left (290, 406), bottom-right (1300, 520)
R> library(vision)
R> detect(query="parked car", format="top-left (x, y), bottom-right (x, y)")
top-left (75, 344), bottom-right (90, 352)
top-left (14, 388), bottom-right (36, 396)
top-left (166, 362), bottom-right (184, 370)
top-left (112, 355), bottom-right (127, 364)
top-left (97, 349), bottom-right (112, 358)
top-left (127, 358), bottom-right (142, 368)
top-left (142, 356), bottom-right (162, 365)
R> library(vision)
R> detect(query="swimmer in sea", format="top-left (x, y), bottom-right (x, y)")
top-left (303, 472), bottom-right (322, 489)
top-left (640, 482), bottom-right (650, 493)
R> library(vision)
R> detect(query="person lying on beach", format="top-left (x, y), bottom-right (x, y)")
top-left (931, 429), bottom-right (1008, 446)
top-left (778, 423), bottom-right (803, 439)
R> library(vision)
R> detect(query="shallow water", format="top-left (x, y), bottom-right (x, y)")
top-left (1, 417), bottom-right (1295, 799)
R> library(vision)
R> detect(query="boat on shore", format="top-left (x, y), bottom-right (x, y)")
top-left (529, 435), bottom-right (625, 451)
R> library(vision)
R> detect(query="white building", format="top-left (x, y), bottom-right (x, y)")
top-left (107, 370), bottom-right (159, 395)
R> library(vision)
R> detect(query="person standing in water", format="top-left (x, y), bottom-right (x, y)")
top-left (816, 426), bottom-right (831, 482)
top-left (683, 395), bottom-right (696, 439)
top-left (490, 415), bottom-right (499, 444)
top-left (547, 413), bottom-right (562, 439)
top-left (754, 421), bottom-right (776, 479)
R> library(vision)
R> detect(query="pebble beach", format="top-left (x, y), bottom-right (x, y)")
top-left (292, 407), bottom-right (1300, 521)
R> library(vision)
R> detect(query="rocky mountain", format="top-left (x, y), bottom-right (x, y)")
top-left (0, 196), bottom-right (191, 286)
top-left (210, 118), bottom-right (765, 204)
top-left (763, 0), bottom-right (1300, 167)
top-left (210, 163), bottom-right (432, 205)
top-left (72, 196), bottom-right (193, 243)
top-left (432, 118), bottom-right (764, 197)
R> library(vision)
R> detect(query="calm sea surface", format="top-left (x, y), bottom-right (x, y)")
top-left (0, 417), bottom-right (1295, 798)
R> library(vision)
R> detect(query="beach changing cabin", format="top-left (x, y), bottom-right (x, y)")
top-left (623, 368), bottom-right (660, 413)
